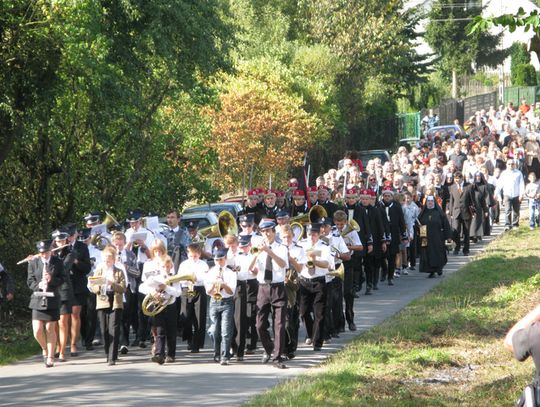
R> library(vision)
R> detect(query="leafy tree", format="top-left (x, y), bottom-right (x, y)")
top-left (426, 0), bottom-right (509, 97)
top-left (510, 42), bottom-right (531, 85)
top-left (514, 64), bottom-right (538, 86)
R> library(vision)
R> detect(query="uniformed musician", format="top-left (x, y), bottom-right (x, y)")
top-left (27, 240), bottom-right (65, 367)
top-left (250, 219), bottom-right (289, 368)
top-left (298, 223), bottom-right (333, 350)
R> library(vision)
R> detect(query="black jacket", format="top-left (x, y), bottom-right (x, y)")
top-left (27, 256), bottom-right (64, 310)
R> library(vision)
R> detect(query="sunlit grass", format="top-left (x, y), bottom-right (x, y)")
top-left (246, 227), bottom-right (540, 406)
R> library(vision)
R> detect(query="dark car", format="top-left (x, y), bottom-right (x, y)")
top-left (426, 125), bottom-right (466, 141)
top-left (182, 202), bottom-right (243, 218)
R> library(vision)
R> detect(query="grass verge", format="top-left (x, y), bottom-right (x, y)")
top-left (0, 313), bottom-right (39, 365)
top-left (245, 227), bottom-right (540, 406)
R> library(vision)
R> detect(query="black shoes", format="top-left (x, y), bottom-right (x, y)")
top-left (349, 322), bottom-right (357, 331)
top-left (273, 360), bottom-right (287, 369)
top-left (120, 346), bottom-right (128, 355)
top-left (428, 272), bottom-right (435, 278)
top-left (388, 279), bottom-right (394, 286)
top-left (165, 356), bottom-right (175, 363)
top-left (151, 355), bottom-right (165, 365)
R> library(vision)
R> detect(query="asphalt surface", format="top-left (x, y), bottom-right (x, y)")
top-left (0, 223), bottom-right (504, 406)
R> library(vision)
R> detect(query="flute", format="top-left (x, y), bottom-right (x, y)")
top-left (16, 244), bottom-right (70, 265)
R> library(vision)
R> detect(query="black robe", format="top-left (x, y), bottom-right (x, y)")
top-left (470, 181), bottom-right (489, 238)
top-left (418, 205), bottom-right (452, 274)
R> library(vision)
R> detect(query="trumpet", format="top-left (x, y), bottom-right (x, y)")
top-left (327, 264), bottom-right (345, 280)
top-left (212, 280), bottom-right (223, 301)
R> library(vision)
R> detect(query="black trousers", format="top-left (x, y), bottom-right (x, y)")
top-left (324, 278), bottom-right (343, 338)
top-left (299, 277), bottom-right (326, 348)
top-left (84, 293), bottom-right (98, 346)
top-left (452, 216), bottom-right (471, 254)
top-left (246, 279), bottom-right (259, 351)
top-left (98, 308), bottom-right (122, 362)
top-left (386, 250), bottom-right (398, 281)
top-left (366, 255), bottom-right (382, 289)
top-left (285, 299), bottom-right (299, 356)
top-left (152, 303), bottom-right (177, 358)
top-left (120, 289), bottom-right (136, 346)
top-left (342, 260), bottom-right (355, 324)
top-left (137, 292), bottom-right (150, 343)
top-left (232, 280), bottom-right (248, 358)
top-left (256, 283), bottom-right (286, 362)
top-left (407, 236), bottom-right (417, 268)
top-left (182, 286), bottom-right (207, 351)
top-left (352, 255), bottom-right (365, 291)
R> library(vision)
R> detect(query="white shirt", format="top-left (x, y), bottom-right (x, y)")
top-left (204, 265), bottom-right (237, 299)
top-left (235, 252), bottom-right (257, 281)
top-left (298, 239), bottom-right (333, 279)
top-left (495, 168), bottom-right (525, 198)
top-left (125, 226), bottom-right (154, 263)
top-left (177, 258), bottom-right (209, 287)
top-left (326, 232), bottom-right (349, 265)
top-left (254, 241), bottom-right (289, 284)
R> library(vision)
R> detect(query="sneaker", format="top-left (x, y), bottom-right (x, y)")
top-left (305, 337), bottom-right (312, 345)
top-left (92, 339), bottom-right (101, 346)
top-left (272, 360), bottom-right (287, 369)
top-left (261, 353), bottom-right (270, 364)
top-left (402, 269), bottom-right (409, 275)
top-left (165, 356), bottom-right (175, 363)
top-left (408, 266), bottom-right (415, 271)
top-left (220, 359), bottom-right (229, 366)
top-left (395, 269), bottom-right (401, 277)
top-left (120, 345), bottom-right (128, 355)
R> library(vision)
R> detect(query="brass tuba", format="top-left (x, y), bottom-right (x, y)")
top-left (290, 205), bottom-right (328, 226)
top-left (341, 219), bottom-right (360, 237)
top-left (327, 263), bottom-right (345, 280)
top-left (103, 211), bottom-right (121, 230)
top-left (141, 272), bottom-right (197, 316)
top-left (197, 211), bottom-right (238, 242)
top-left (92, 234), bottom-right (111, 251)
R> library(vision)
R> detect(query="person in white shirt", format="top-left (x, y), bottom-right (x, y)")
top-left (298, 223), bottom-right (333, 350)
top-left (137, 239), bottom-right (167, 348)
top-left (494, 159), bottom-right (525, 230)
top-left (139, 254), bottom-right (181, 364)
top-left (280, 224), bottom-right (307, 360)
top-left (229, 234), bottom-right (256, 361)
top-left (177, 243), bottom-right (209, 353)
top-left (250, 219), bottom-right (289, 369)
top-left (124, 211), bottom-right (153, 265)
top-left (204, 247), bottom-right (237, 365)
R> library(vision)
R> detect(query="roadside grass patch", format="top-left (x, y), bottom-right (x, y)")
top-left (245, 227), bottom-right (540, 406)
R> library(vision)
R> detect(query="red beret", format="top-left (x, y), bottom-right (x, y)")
top-left (275, 191), bottom-right (285, 197)
top-left (288, 181), bottom-right (299, 188)
top-left (293, 190), bottom-right (305, 197)
top-left (248, 190), bottom-right (258, 197)
top-left (308, 186), bottom-right (318, 193)
top-left (264, 189), bottom-right (276, 197)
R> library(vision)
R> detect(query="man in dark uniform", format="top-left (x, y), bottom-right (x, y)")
top-left (448, 171), bottom-right (475, 256)
top-left (166, 209), bottom-right (192, 270)
top-left (316, 186), bottom-right (338, 220)
top-left (0, 261), bottom-right (14, 319)
top-left (360, 189), bottom-right (387, 292)
top-left (243, 190), bottom-right (263, 224)
top-left (380, 187), bottom-right (408, 285)
top-left (257, 189), bottom-right (279, 220)
top-left (290, 189), bottom-right (309, 218)
top-left (62, 223), bottom-right (91, 356)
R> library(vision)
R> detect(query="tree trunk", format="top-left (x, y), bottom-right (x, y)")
top-left (452, 70), bottom-right (458, 99)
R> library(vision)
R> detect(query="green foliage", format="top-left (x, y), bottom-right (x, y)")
top-left (511, 43), bottom-right (532, 85)
top-left (514, 64), bottom-right (538, 86)
top-left (426, 0), bottom-right (509, 79)
top-left (468, 7), bottom-right (540, 36)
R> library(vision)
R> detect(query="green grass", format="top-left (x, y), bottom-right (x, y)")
top-left (0, 314), bottom-right (39, 365)
top-left (245, 227), bottom-right (540, 406)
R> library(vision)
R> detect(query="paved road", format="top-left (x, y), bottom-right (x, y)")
top-left (0, 223), bottom-right (504, 406)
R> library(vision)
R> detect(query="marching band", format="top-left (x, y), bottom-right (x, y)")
top-left (22, 182), bottom-right (416, 370)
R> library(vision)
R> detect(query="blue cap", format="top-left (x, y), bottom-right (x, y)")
top-left (306, 223), bottom-right (322, 234)
top-left (239, 213), bottom-right (255, 225)
top-left (212, 247), bottom-right (228, 259)
top-left (36, 239), bottom-right (53, 253)
top-left (51, 229), bottom-right (69, 241)
top-left (239, 234), bottom-right (252, 247)
top-left (258, 219), bottom-right (276, 230)
top-left (276, 209), bottom-right (290, 219)
top-left (319, 217), bottom-right (332, 225)
top-left (126, 210), bottom-right (142, 222)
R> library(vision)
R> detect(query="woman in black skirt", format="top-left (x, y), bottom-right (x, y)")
top-left (27, 240), bottom-right (65, 367)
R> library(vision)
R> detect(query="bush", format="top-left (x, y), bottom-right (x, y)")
top-left (510, 42), bottom-right (531, 85)
top-left (513, 64), bottom-right (538, 86)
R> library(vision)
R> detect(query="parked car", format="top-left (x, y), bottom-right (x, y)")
top-left (357, 149), bottom-right (391, 166)
top-left (182, 202), bottom-right (243, 218)
top-left (426, 125), bottom-right (466, 141)
top-left (179, 211), bottom-right (219, 230)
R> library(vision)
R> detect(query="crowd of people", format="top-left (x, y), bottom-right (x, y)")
top-left (5, 99), bottom-right (540, 371)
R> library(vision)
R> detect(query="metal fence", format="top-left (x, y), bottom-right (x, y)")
top-left (503, 86), bottom-right (540, 106)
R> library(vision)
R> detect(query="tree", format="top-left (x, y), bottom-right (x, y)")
top-left (207, 67), bottom-right (324, 191)
top-left (514, 64), bottom-right (538, 86)
top-left (511, 43), bottom-right (532, 85)
top-left (426, 0), bottom-right (509, 98)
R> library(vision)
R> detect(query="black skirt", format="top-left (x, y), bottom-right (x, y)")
top-left (60, 300), bottom-right (73, 315)
top-left (32, 308), bottom-right (60, 322)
